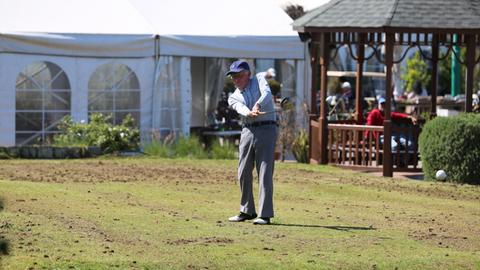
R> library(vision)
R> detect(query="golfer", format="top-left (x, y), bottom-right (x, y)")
top-left (226, 60), bottom-right (277, 225)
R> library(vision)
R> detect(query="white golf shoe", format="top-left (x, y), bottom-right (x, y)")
top-left (253, 217), bottom-right (271, 225)
top-left (228, 212), bottom-right (257, 222)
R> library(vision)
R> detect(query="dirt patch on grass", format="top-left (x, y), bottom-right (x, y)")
top-left (166, 237), bottom-right (233, 246)
top-left (0, 159), bottom-right (479, 253)
top-left (0, 160), bottom-right (236, 184)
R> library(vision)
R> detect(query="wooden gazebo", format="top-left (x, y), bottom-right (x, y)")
top-left (293, 0), bottom-right (480, 176)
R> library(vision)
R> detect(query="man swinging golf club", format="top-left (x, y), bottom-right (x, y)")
top-left (226, 60), bottom-right (278, 225)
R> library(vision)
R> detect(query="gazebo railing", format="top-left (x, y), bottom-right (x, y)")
top-left (310, 119), bottom-right (423, 172)
top-left (327, 123), bottom-right (383, 168)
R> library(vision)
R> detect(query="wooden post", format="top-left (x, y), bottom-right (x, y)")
top-left (310, 43), bottom-right (319, 116)
top-left (309, 42), bottom-right (320, 163)
top-left (356, 33), bottom-right (366, 123)
top-left (430, 34), bottom-right (438, 119)
top-left (383, 32), bottom-right (394, 177)
top-left (319, 32), bottom-right (330, 164)
top-left (465, 34), bottom-right (475, 112)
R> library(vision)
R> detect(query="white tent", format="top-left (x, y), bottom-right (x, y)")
top-left (0, 0), bottom-right (307, 146)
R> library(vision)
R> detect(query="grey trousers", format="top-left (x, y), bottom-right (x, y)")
top-left (237, 124), bottom-right (277, 218)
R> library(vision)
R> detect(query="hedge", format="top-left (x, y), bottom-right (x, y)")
top-left (418, 113), bottom-right (480, 184)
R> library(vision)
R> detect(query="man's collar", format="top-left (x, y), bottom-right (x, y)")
top-left (239, 79), bottom-right (252, 92)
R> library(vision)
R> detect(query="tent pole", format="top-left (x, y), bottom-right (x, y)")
top-left (151, 34), bottom-right (161, 142)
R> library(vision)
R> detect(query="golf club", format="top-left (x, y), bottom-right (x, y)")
top-left (257, 97), bottom-right (294, 115)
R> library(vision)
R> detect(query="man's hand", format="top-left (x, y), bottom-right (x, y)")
top-left (410, 116), bottom-right (418, 125)
top-left (247, 103), bottom-right (262, 118)
top-left (252, 103), bottom-right (261, 114)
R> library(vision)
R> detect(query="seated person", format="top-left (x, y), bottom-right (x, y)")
top-left (339, 81), bottom-right (354, 112)
top-left (365, 97), bottom-right (417, 151)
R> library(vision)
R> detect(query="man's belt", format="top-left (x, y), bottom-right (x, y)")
top-left (243, 121), bottom-right (277, 128)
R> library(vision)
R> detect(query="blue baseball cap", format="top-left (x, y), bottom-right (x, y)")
top-left (226, 60), bottom-right (250, 76)
top-left (378, 97), bottom-right (386, 104)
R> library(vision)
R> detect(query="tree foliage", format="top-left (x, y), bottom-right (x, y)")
top-left (284, 4), bottom-right (305, 20)
top-left (401, 51), bottom-right (431, 93)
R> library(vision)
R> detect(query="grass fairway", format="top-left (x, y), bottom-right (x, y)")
top-left (0, 158), bottom-right (479, 269)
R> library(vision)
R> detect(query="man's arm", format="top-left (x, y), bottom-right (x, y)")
top-left (228, 91), bottom-right (250, 117)
top-left (391, 112), bottom-right (417, 124)
top-left (253, 73), bottom-right (273, 110)
top-left (228, 91), bottom-right (261, 118)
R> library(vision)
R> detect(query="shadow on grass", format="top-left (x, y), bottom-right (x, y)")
top-left (0, 239), bottom-right (9, 255)
top-left (272, 223), bottom-right (376, 231)
top-left (0, 197), bottom-right (9, 255)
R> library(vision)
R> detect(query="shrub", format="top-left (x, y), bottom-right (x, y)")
top-left (291, 129), bottom-right (309, 163)
top-left (209, 141), bottom-right (237, 159)
top-left (173, 136), bottom-right (208, 159)
top-left (277, 108), bottom-right (296, 162)
top-left (144, 136), bottom-right (237, 160)
top-left (419, 113), bottom-right (480, 184)
top-left (143, 140), bottom-right (172, 158)
top-left (54, 113), bottom-right (140, 153)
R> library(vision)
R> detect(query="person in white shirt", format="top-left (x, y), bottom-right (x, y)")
top-left (226, 60), bottom-right (277, 225)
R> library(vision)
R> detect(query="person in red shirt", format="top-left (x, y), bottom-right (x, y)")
top-left (365, 97), bottom-right (417, 151)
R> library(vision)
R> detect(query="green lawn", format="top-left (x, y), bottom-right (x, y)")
top-left (0, 158), bottom-right (479, 269)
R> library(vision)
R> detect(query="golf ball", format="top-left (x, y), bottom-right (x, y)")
top-left (435, 170), bottom-right (447, 180)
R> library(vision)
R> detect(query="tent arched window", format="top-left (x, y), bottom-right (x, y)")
top-left (15, 61), bottom-right (71, 145)
top-left (88, 62), bottom-right (140, 126)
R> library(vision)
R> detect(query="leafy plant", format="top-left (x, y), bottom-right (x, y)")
top-left (209, 141), bottom-right (237, 159)
top-left (291, 129), bottom-right (309, 163)
top-left (401, 51), bottom-right (431, 93)
top-left (143, 140), bottom-right (172, 158)
top-left (419, 113), bottom-right (480, 184)
top-left (173, 136), bottom-right (208, 159)
top-left (54, 113), bottom-right (140, 153)
top-left (438, 47), bottom-right (480, 96)
top-left (277, 108), bottom-right (296, 162)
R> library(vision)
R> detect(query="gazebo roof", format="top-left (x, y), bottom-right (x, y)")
top-left (293, 0), bottom-right (480, 33)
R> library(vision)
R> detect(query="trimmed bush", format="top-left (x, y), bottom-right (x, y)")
top-left (419, 113), bottom-right (480, 184)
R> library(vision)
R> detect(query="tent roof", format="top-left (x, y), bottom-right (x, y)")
top-left (293, 0), bottom-right (480, 33)
top-left (134, 0), bottom-right (296, 37)
top-left (0, 0), bottom-right (304, 59)
top-left (0, 0), bottom-right (154, 34)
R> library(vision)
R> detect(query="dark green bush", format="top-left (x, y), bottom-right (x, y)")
top-left (419, 113), bottom-right (480, 184)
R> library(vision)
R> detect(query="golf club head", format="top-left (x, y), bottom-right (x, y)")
top-left (280, 97), bottom-right (294, 111)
